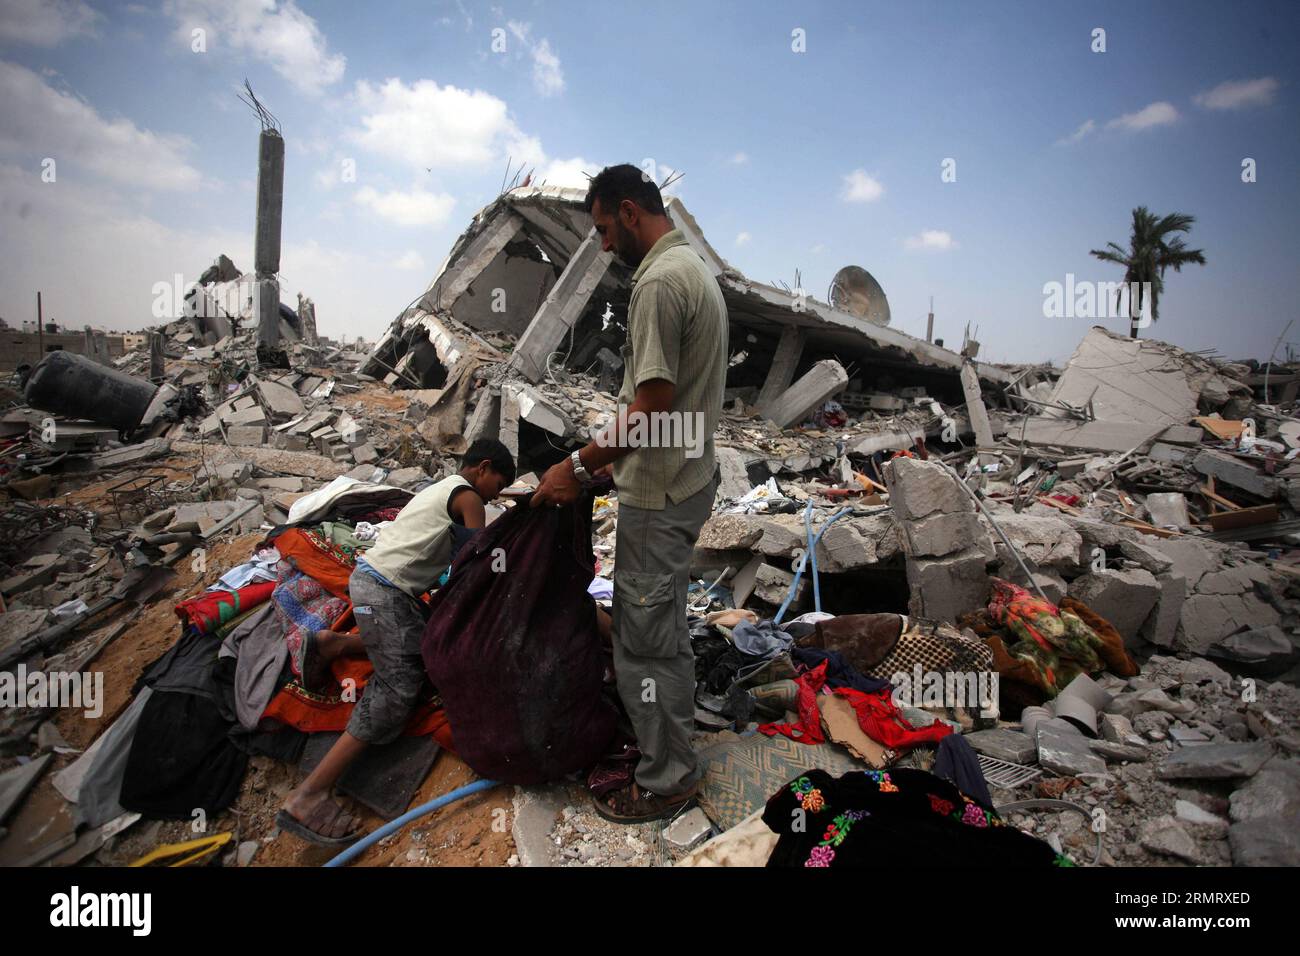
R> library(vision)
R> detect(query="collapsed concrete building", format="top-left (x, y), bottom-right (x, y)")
top-left (359, 185), bottom-right (1016, 472)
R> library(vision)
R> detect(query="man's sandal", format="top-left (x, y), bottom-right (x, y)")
top-left (275, 800), bottom-right (362, 846)
top-left (591, 781), bottom-right (699, 824)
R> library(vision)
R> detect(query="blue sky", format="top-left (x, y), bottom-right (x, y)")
top-left (1, 0), bottom-right (1296, 364)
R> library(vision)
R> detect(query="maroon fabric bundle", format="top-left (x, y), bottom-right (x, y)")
top-left (421, 492), bottom-right (616, 784)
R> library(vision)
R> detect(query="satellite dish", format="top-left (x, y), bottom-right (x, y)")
top-left (829, 265), bottom-right (891, 326)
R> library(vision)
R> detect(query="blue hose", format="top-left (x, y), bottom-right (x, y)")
top-left (809, 507), bottom-right (852, 613)
top-left (775, 503), bottom-right (852, 623)
top-left (323, 778), bottom-right (500, 867)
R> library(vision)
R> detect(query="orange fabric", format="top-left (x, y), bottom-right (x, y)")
top-left (272, 527), bottom-right (355, 600)
top-left (259, 653), bottom-right (453, 747)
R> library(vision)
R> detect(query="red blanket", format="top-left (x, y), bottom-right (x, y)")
top-left (759, 661), bottom-right (953, 750)
top-left (174, 581), bottom-right (276, 635)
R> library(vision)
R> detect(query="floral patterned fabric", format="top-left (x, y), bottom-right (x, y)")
top-left (763, 767), bottom-right (1073, 868)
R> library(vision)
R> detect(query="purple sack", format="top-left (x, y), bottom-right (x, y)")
top-left (421, 492), bottom-right (616, 784)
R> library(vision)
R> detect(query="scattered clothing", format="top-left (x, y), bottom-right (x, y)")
top-left (270, 526), bottom-right (357, 600)
top-left (119, 689), bottom-right (247, 820)
top-left (763, 767), bottom-right (1072, 867)
top-left (791, 646), bottom-right (890, 694)
top-left (208, 548), bottom-right (281, 591)
top-left (51, 687), bottom-right (154, 829)
top-left (732, 619), bottom-right (794, 660)
top-left (759, 660), bottom-right (953, 751)
top-left (272, 562), bottom-right (350, 677)
top-left (216, 602), bottom-right (287, 731)
top-left (933, 733), bottom-right (993, 810)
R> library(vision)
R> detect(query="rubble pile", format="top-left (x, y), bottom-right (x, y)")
top-left (1, 187), bottom-right (1297, 869)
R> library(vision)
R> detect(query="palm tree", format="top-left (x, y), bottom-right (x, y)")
top-left (1090, 206), bottom-right (1207, 337)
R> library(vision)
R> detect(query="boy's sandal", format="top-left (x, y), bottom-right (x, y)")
top-left (275, 801), bottom-right (361, 847)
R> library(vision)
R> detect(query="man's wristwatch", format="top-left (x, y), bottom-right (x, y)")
top-left (570, 449), bottom-right (593, 485)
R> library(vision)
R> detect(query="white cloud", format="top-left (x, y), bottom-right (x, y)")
top-left (163, 0), bottom-right (346, 95)
top-left (1194, 77), bottom-right (1279, 111)
top-left (0, 0), bottom-right (100, 46)
top-left (354, 185), bottom-right (456, 228)
top-left (1107, 101), bottom-right (1179, 131)
top-left (1055, 118), bottom-right (1096, 146)
top-left (392, 250), bottom-right (426, 271)
top-left (729, 152), bottom-right (749, 165)
top-left (904, 229), bottom-right (957, 252)
top-left (0, 60), bottom-right (202, 191)
top-left (531, 38), bottom-right (564, 97)
top-left (841, 169), bottom-right (884, 203)
top-left (811, 243), bottom-right (825, 254)
top-left (735, 231), bottom-right (751, 246)
top-left (351, 77), bottom-right (544, 171)
top-left (506, 20), bottom-right (565, 97)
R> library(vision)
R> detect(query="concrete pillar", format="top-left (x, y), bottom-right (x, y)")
top-left (512, 230), bottom-right (612, 383)
top-left (254, 130), bottom-right (284, 275)
top-left (463, 387), bottom-right (501, 444)
top-left (960, 360), bottom-right (997, 465)
top-left (764, 359), bottom-right (849, 429)
top-left (255, 278), bottom-right (280, 350)
top-left (149, 332), bottom-right (165, 381)
top-left (500, 385), bottom-right (521, 461)
top-left (297, 293), bottom-right (319, 347)
top-left (756, 324), bottom-right (807, 413)
top-left (254, 129), bottom-right (284, 358)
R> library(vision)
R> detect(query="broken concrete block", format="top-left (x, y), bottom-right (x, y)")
top-left (1139, 816), bottom-right (1204, 865)
top-left (1228, 813), bottom-right (1300, 866)
top-left (214, 461), bottom-right (252, 485)
top-left (885, 457), bottom-right (972, 522)
top-left (1147, 441), bottom-right (1193, 465)
top-left (764, 359), bottom-right (849, 429)
top-left (901, 511), bottom-right (991, 560)
top-left (1158, 741), bottom-right (1275, 781)
top-left (1193, 449), bottom-right (1279, 499)
top-left (752, 563), bottom-right (807, 608)
top-left (223, 404), bottom-right (268, 427)
top-left (715, 446), bottom-right (752, 501)
top-left (227, 425), bottom-right (267, 446)
top-left (1177, 590), bottom-right (1281, 656)
top-left (1145, 492), bottom-right (1191, 529)
top-left (1139, 573), bottom-right (1186, 649)
top-left (905, 551), bottom-right (991, 624)
top-left (0, 608), bottom-right (51, 655)
top-left (985, 513), bottom-right (1084, 570)
top-left (1228, 762), bottom-right (1300, 823)
top-left (1210, 625), bottom-right (1295, 667)
top-left (964, 728), bottom-right (1036, 765)
top-left (254, 379), bottom-right (305, 424)
top-left (817, 515), bottom-right (901, 570)
top-left (1067, 567), bottom-right (1159, 645)
top-left (1036, 724), bottom-right (1106, 776)
top-left (0, 554), bottom-right (66, 597)
top-left (1088, 739), bottom-right (1149, 763)
top-left (350, 442), bottom-right (378, 464)
top-left (1147, 537), bottom-right (1225, 588)
top-left (696, 514), bottom-right (764, 551)
top-left (386, 467), bottom-right (428, 489)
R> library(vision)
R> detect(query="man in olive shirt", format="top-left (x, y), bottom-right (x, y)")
top-left (534, 164), bottom-right (728, 823)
